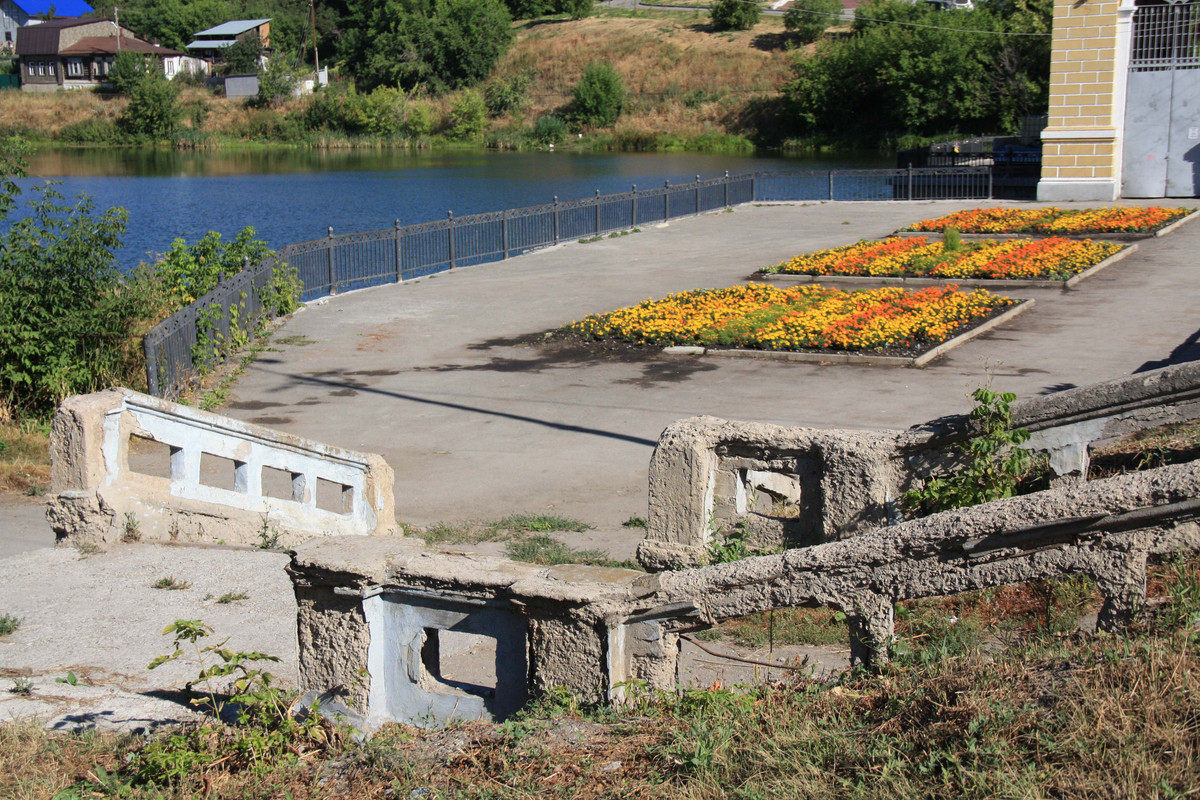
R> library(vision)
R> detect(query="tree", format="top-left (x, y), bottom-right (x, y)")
top-left (340, 0), bottom-right (513, 93)
top-left (710, 0), bottom-right (760, 31)
top-left (120, 72), bottom-right (182, 139)
top-left (223, 33), bottom-right (264, 75)
top-left (255, 54), bottom-right (299, 107)
top-left (783, 0), bottom-right (841, 44)
top-left (107, 51), bottom-right (155, 94)
top-left (0, 138), bottom-right (145, 416)
top-left (570, 62), bottom-right (625, 127)
top-left (557, 0), bottom-right (593, 19)
top-left (448, 89), bottom-right (487, 139)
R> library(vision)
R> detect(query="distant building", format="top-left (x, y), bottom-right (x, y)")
top-left (186, 19), bottom-right (271, 65)
top-left (1, 0), bottom-right (94, 52)
top-left (16, 17), bottom-right (208, 91)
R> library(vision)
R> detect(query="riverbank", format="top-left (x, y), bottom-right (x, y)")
top-left (0, 12), bottom-right (806, 154)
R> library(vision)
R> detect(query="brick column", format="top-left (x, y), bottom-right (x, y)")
top-left (1037, 0), bottom-right (1133, 201)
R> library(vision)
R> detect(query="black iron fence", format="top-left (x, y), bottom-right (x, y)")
top-left (144, 166), bottom-right (993, 397)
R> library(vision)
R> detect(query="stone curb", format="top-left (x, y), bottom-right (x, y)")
top-left (661, 299), bottom-right (1035, 368)
top-left (750, 242), bottom-right (1136, 291)
top-left (1156, 208), bottom-right (1200, 237)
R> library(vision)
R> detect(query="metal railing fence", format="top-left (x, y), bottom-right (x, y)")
top-left (144, 166), bottom-right (993, 397)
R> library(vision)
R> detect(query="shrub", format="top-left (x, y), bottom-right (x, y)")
top-left (570, 62), bottom-right (625, 127)
top-left (449, 89), bottom-right (488, 140)
top-left (484, 71), bottom-right (531, 117)
top-left (119, 73), bottom-right (182, 139)
top-left (402, 100), bottom-right (437, 138)
top-left (711, 0), bottom-right (760, 31)
top-left (106, 51), bottom-right (154, 95)
top-left (557, 0), bottom-right (594, 18)
top-left (255, 54), bottom-right (299, 108)
top-left (783, 0), bottom-right (842, 44)
top-left (58, 118), bottom-right (124, 144)
top-left (153, 227), bottom-right (274, 307)
top-left (532, 114), bottom-right (567, 145)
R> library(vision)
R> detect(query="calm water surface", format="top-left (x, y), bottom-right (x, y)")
top-left (20, 148), bottom-right (890, 269)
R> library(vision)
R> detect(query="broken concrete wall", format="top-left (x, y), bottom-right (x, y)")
top-left (46, 389), bottom-right (396, 547)
top-left (641, 363), bottom-right (1200, 569)
top-left (288, 537), bottom-right (665, 730)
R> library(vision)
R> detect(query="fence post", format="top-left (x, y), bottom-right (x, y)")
top-left (595, 189), bottom-right (601, 235)
top-left (400, 219), bottom-right (410, 281)
top-left (326, 226), bottom-right (336, 295)
top-left (502, 211), bottom-right (509, 260)
top-left (663, 179), bottom-right (669, 221)
top-left (907, 163), bottom-right (913, 202)
top-left (144, 333), bottom-right (159, 397)
top-left (751, 174), bottom-right (757, 202)
top-left (448, 211), bottom-right (455, 268)
top-left (694, 175), bottom-right (701, 216)
top-left (988, 168), bottom-right (994, 200)
top-left (553, 196), bottom-right (560, 243)
top-left (631, 184), bottom-right (638, 226)
top-left (723, 170), bottom-right (729, 208)
top-left (828, 171), bottom-right (834, 200)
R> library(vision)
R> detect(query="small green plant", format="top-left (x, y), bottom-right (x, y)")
top-left (56, 671), bottom-right (84, 686)
top-left (9, 676), bottom-right (32, 695)
top-left (257, 517), bottom-right (283, 549)
top-left (943, 225), bottom-right (963, 252)
top-left (902, 387), bottom-right (1043, 517)
top-left (707, 520), bottom-right (780, 564)
top-left (0, 612), bottom-right (21, 637)
top-left (121, 512), bottom-right (141, 543)
top-left (152, 575), bottom-right (191, 591)
top-left (506, 535), bottom-right (614, 566)
top-left (623, 515), bottom-right (648, 529)
top-left (216, 591), bottom-right (249, 605)
top-left (73, 541), bottom-right (103, 557)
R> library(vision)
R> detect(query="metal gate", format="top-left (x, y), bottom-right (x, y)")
top-left (1122, 0), bottom-right (1200, 198)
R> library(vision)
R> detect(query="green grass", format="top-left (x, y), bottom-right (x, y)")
top-left (151, 576), bottom-right (191, 591)
top-left (215, 591), bottom-right (249, 604)
top-left (419, 514), bottom-right (593, 544)
top-left (505, 535), bottom-right (642, 570)
top-left (0, 613), bottom-right (20, 637)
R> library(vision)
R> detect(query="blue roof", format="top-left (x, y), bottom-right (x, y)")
top-left (13, 0), bottom-right (95, 15)
top-left (193, 19), bottom-right (270, 37)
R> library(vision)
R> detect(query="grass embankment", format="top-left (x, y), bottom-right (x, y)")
top-left (0, 12), bottom-right (800, 152)
top-left (5, 556), bottom-right (1199, 799)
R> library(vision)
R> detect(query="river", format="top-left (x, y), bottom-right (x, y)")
top-left (18, 148), bottom-right (890, 270)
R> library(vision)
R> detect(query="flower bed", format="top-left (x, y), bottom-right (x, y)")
top-left (565, 284), bottom-right (1016, 353)
top-left (759, 237), bottom-right (1123, 281)
top-left (904, 206), bottom-right (1191, 235)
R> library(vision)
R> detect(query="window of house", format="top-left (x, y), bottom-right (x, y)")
top-left (35, 61), bottom-right (44, 77)
top-left (164, 59), bottom-right (174, 76)
top-left (66, 58), bottom-right (83, 77)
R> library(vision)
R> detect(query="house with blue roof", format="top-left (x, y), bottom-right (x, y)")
top-left (1, 0), bottom-right (93, 51)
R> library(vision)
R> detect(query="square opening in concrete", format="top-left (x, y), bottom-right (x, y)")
top-left (198, 452), bottom-right (239, 491)
top-left (420, 628), bottom-right (498, 699)
top-left (262, 465), bottom-right (303, 503)
top-left (316, 477), bottom-right (353, 514)
top-left (126, 433), bottom-right (172, 479)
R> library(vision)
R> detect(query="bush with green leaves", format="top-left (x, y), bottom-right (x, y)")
top-left (119, 72), bottom-right (182, 140)
top-left (532, 114), bottom-right (567, 145)
top-left (153, 227), bottom-right (274, 307)
top-left (484, 71), bottom-right (531, 116)
top-left (0, 139), bottom-right (150, 416)
top-left (783, 0), bottom-right (841, 44)
top-left (221, 33), bottom-right (264, 75)
top-left (254, 54), bottom-right (299, 108)
top-left (570, 62), bottom-right (626, 128)
top-left (710, 0), bottom-right (760, 31)
top-left (105, 50), bottom-right (155, 95)
top-left (449, 88), bottom-right (488, 140)
top-left (902, 387), bottom-right (1044, 516)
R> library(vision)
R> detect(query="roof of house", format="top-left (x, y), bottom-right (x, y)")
top-left (60, 36), bottom-right (181, 57)
top-left (185, 38), bottom-right (237, 50)
top-left (15, 17), bottom-right (121, 54)
top-left (10, 0), bottom-right (95, 16)
top-left (191, 19), bottom-right (269, 38)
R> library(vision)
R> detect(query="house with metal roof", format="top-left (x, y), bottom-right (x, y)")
top-left (186, 19), bottom-right (271, 64)
top-left (1, 0), bottom-right (93, 51)
top-left (15, 17), bottom-right (207, 91)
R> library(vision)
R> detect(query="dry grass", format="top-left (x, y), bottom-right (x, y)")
top-left (497, 14), bottom-right (795, 139)
top-left (0, 418), bottom-right (50, 495)
top-left (0, 90), bottom-right (125, 136)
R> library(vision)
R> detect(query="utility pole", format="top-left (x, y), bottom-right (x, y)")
top-left (114, 6), bottom-right (120, 52)
top-left (309, 0), bottom-right (319, 74)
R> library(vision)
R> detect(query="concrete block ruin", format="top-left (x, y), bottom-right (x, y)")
top-left (46, 389), bottom-right (396, 547)
top-left (293, 460), bottom-right (1200, 730)
top-left (638, 361), bottom-right (1200, 569)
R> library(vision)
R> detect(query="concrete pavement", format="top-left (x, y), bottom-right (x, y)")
top-left (217, 200), bottom-right (1200, 532)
